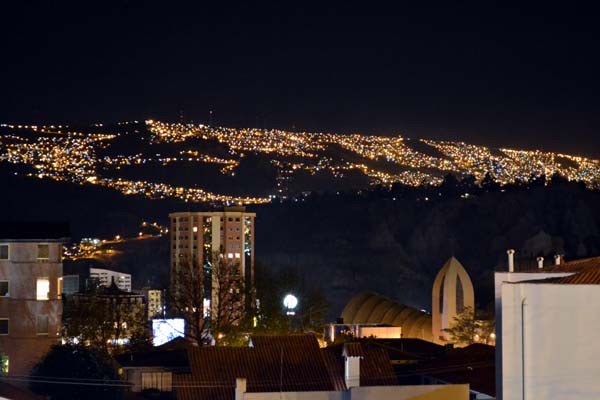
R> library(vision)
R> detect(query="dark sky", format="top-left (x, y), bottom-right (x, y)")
top-left (2, 2), bottom-right (600, 156)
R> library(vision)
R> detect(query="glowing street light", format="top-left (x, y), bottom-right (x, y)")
top-left (283, 294), bottom-right (298, 316)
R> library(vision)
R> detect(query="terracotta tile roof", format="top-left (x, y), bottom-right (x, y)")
top-left (175, 335), bottom-right (400, 400)
top-left (324, 342), bottom-right (399, 388)
top-left (515, 256), bottom-right (600, 285)
top-left (343, 342), bottom-right (365, 357)
top-left (175, 335), bottom-right (335, 400)
top-left (115, 349), bottom-right (189, 369)
top-left (521, 256), bottom-right (600, 273)
top-left (415, 343), bottom-right (495, 396)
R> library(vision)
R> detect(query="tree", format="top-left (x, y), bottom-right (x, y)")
top-left (211, 251), bottom-right (246, 343)
top-left (62, 284), bottom-right (150, 353)
top-left (168, 250), bottom-right (246, 345)
top-left (253, 265), bottom-right (330, 336)
top-left (168, 255), bottom-right (209, 345)
top-left (30, 344), bottom-right (123, 400)
top-left (443, 306), bottom-right (495, 346)
top-left (480, 172), bottom-right (500, 192)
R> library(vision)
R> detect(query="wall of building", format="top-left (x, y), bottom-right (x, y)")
top-left (502, 283), bottom-right (600, 400)
top-left (0, 241), bottom-right (63, 377)
top-left (240, 384), bottom-right (469, 400)
top-left (494, 271), bottom-right (572, 400)
top-left (169, 210), bottom-right (255, 317)
top-left (90, 268), bottom-right (131, 292)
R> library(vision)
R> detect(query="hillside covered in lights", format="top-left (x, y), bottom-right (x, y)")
top-left (0, 120), bottom-right (599, 205)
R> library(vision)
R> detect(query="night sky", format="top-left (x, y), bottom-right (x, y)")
top-left (2, 2), bottom-right (600, 156)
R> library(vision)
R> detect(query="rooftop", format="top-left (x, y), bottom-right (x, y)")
top-left (512, 256), bottom-right (600, 285)
top-left (175, 334), bottom-right (398, 400)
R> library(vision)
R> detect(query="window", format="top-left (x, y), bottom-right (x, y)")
top-left (0, 319), bottom-right (8, 335)
top-left (0, 281), bottom-right (8, 297)
top-left (0, 245), bottom-right (7, 260)
top-left (37, 316), bottom-right (49, 335)
top-left (141, 372), bottom-right (172, 392)
top-left (36, 278), bottom-right (50, 300)
top-left (57, 278), bottom-right (63, 298)
top-left (0, 354), bottom-right (8, 375)
top-left (37, 244), bottom-right (49, 260)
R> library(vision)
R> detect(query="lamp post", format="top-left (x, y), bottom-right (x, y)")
top-left (283, 294), bottom-right (298, 316)
top-left (283, 294), bottom-right (298, 332)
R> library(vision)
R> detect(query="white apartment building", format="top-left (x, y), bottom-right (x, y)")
top-left (90, 267), bottom-right (132, 292)
top-left (496, 252), bottom-right (600, 399)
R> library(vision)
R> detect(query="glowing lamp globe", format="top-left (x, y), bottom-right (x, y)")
top-left (283, 294), bottom-right (298, 310)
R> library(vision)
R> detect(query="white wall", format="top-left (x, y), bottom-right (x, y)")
top-left (502, 283), bottom-right (600, 400)
top-left (240, 384), bottom-right (469, 400)
top-left (494, 271), bottom-right (572, 400)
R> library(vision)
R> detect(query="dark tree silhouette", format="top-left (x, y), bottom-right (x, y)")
top-left (30, 344), bottom-right (123, 400)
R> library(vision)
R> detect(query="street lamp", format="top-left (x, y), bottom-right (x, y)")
top-left (283, 294), bottom-right (298, 316)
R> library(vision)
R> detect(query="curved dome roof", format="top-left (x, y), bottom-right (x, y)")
top-left (340, 291), bottom-right (432, 341)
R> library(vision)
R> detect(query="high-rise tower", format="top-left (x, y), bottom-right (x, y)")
top-left (169, 207), bottom-right (255, 318)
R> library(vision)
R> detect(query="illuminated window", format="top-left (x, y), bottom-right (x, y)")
top-left (37, 244), bottom-right (49, 260)
top-left (227, 253), bottom-right (234, 259)
top-left (36, 278), bottom-right (50, 300)
top-left (37, 316), bottom-right (49, 335)
top-left (0, 319), bottom-right (8, 335)
top-left (0, 281), bottom-right (8, 297)
top-left (0, 245), bottom-right (8, 260)
top-left (57, 277), bottom-right (63, 298)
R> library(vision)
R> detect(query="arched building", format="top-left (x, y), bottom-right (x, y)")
top-left (431, 257), bottom-right (474, 343)
top-left (339, 257), bottom-right (474, 345)
top-left (340, 292), bottom-right (433, 342)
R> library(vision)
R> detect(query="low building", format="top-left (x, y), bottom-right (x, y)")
top-left (496, 252), bottom-right (600, 400)
top-left (341, 292), bottom-right (433, 342)
top-left (341, 257), bottom-right (475, 345)
top-left (64, 281), bottom-right (146, 347)
top-left (90, 267), bottom-right (131, 292)
top-left (326, 323), bottom-right (402, 342)
top-left (116, 347), bottom-right (189, 393)
top-left (174, 334), bottom-right (469, 400)
top-left (0, 221), bottom-right (69, 377)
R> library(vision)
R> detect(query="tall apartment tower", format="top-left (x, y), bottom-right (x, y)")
top-left (0, 222), bottom-right (69, 377)
top-left (169, 207), bottom-right (255, 316)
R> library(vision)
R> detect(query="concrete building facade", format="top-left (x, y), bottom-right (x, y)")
top-left (0, 222), bottom-right (69, 377)
top-left (169, 207), bottom-right (255, 316)
top-left (495, 253), bottom-right (600, 400)
top-left (90, 267), bottom-right (131, 292)
top-left (144, 288), bottom-right (164, 320)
